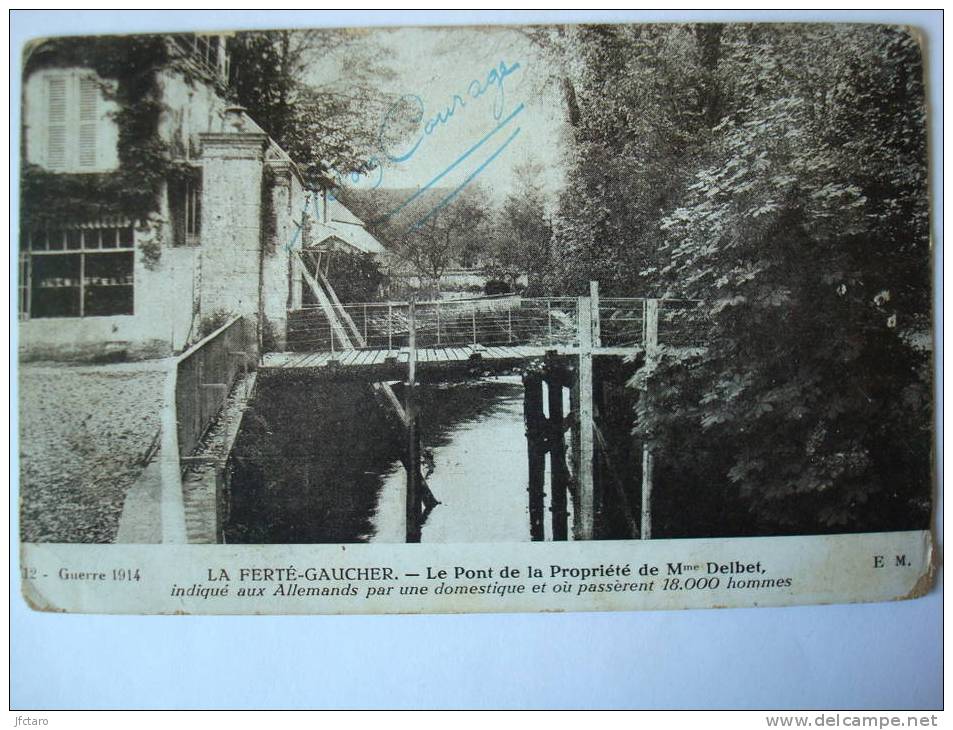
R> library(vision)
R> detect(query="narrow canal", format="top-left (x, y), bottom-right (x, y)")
top-left (225, 374), bottom-right (572, 543)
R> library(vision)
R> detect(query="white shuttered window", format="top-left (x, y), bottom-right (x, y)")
top-left (46, 77), bottom-right (67, 168)
top-left (44, 73), bottom-right (104, 170)
top-left (78, 77), bottom-right (98, 167)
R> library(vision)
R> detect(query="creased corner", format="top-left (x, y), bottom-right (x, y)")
top-left (20, 579), bottom-right (65, 614)
top-left (901, 531), bottom-right (938, 601)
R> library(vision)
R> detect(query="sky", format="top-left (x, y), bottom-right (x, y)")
top-left (304, 26), bottom-right (570, 206)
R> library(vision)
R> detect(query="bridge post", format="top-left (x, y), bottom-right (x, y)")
top-left (408, 299), bottom-right (416, 385)
top-left (523, 372), bottom-right (546, 541)
top-left (640, 298), bottom-right (659, 540)
top-left (405, 299), bottom-right (420, 542)
top-left (645, 298), bottom-right (659, 359)
top-left (640, 447), bottom-right (654, 540)
top-left (547, 300), bottom-right (553, 343)
top-left (576, 295), bottom-right (595, 540)
top-left (546, 366), bottom-right (570, 541)
top-left (387, 303), bottom-right (393, 352)
top-left (590, 280), bottom-right (601, 347)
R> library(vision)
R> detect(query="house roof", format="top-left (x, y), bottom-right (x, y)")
top-left (328, 198), bottom-right (364, 226)
top-left (309, 199), bottom-right (387, 255)
top-left (327, 223), bottom-right (387, 255)
top-left (333, 187), bottom-right (456, 250)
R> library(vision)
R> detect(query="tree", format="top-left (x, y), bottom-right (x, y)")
top-left (229, 30), bottom-right (396, 176)
top-left (483, 161), bottom-right (553, 292)
top-left (641, 25), bottom-right (931, 533)
top-left (532, 24), bottom-right (726, 296)
top-left (393, 189), bottom-right (490, 296)
top-left (326, 249), bottom-right (386, 303)
top-left (538, 24), bottom-right (931, 535)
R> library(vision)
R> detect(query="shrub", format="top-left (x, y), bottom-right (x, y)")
top-left (327, 250), bottom-right (386, 302)
top-left (484, 279), bottom-right (512, 296)
top-left (197, 309), bottom-right (234, 339)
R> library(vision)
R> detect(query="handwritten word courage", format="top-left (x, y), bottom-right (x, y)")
top-left (316, 59), bottom-right (525, 231)
top-left (378, 59), bottom-right (522, 164)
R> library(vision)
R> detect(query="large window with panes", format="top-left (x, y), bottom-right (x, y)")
top-left (171, 34), bottom-right (231, 82)
top-left (19, 225), bottom-right (135, 319)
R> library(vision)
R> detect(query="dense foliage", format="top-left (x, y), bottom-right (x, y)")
top-left (229, 29), bottom-right (398, 182)
top-left (326, 249), bottom-right (387, 303)
top-left (545, 24), bottom-right (932, 534)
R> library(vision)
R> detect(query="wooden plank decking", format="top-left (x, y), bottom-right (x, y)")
top-left (263, 345), bottom-right (549, 370)
top-left (261, 344), bottom-right (646, 371)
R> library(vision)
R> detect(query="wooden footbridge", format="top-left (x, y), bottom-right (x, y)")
top-left (254, 260), bottom-right (707, 543)
top-left (263, 283), bottom-right (702, 374)
top-left (169, 248), bottom-right (706, 544)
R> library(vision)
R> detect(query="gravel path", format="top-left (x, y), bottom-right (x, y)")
top-left (19, 360), bottom-right (170, 543)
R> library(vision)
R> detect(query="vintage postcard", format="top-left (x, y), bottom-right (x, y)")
top-left (16, 21), bottom-right (935, 614)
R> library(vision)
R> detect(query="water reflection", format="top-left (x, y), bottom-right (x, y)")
top-left (370, 377), bottom-right (532, 542)
top-left (227, 374), bottom-right (568, 543)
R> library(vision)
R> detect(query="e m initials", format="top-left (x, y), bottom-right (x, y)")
top-left (873, 554), bottom-right (908, 568)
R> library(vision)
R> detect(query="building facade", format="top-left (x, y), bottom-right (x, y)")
top-left (18, 33), bottom-right (328, 360)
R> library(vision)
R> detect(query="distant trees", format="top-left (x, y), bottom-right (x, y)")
top-left (483, 161), bottom-right (553, 292)
top-left (382, 164), bottom-right (556, 296)
top-left (340, 184), bottom-right (507, 298)
top-left (358, 162), bottom-right (555, 297)
top-left (541, 24), bottom-right (932, 534)
top-left (392, 189), bottom-right (491, 297)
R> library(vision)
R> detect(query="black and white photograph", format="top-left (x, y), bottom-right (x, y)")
top-left (16, 20), bottom-right (935, 614)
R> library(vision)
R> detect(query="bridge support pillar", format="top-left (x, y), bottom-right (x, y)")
top-left (546, 364), bottom-right (570, 541)
top-left (198, 130), bottom-right (268, 348)
top-left (523, 372), bottom-right (547, 541)
top-left (405, 300), bottom-right (421, 543)
top-left (640, 298), bottom-right (660, 540)
top-left (575, 295), bottom-right (596, 540)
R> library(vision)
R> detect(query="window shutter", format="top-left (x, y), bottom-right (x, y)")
top-left (47, 77), bottom-right (67, 168)
top-left (78, 77), bottom-right (98, 168)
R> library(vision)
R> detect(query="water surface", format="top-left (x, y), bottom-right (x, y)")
top-left (226, 375), bottom-right (559, 543)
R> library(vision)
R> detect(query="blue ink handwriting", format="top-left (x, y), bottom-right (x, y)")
top-left (412, 125), bottom-right (522, 231)
top-left (296, 59), bottom-right (525, 234)
top-left (373, 102), bottom-right (525, 226)
top-left (378, 59), bottom-right (522, 165)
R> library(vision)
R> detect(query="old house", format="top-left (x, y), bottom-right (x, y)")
top-left (18, 33), bottom-right (379, 360)
top-left (309, 196), bottom-right (387, 258)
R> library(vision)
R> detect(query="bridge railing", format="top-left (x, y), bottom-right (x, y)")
top-left (598, 297), bottom-right (707, 348)
top-left (288, 296), bottom-right (580, 352)
top-left (656, 298), bottom-right (708, 348)
top-left (286, 296), bottom-right (708, 353)
top-left (599, 298), bottom-right (646, 347)
top-left (175, 316), bottom-right (253, 458)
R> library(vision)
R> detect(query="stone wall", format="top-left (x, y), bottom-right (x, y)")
top-left (197, 131), bottom-right (268, 326)
top-left (261, 159), bottom-right (306, 350)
